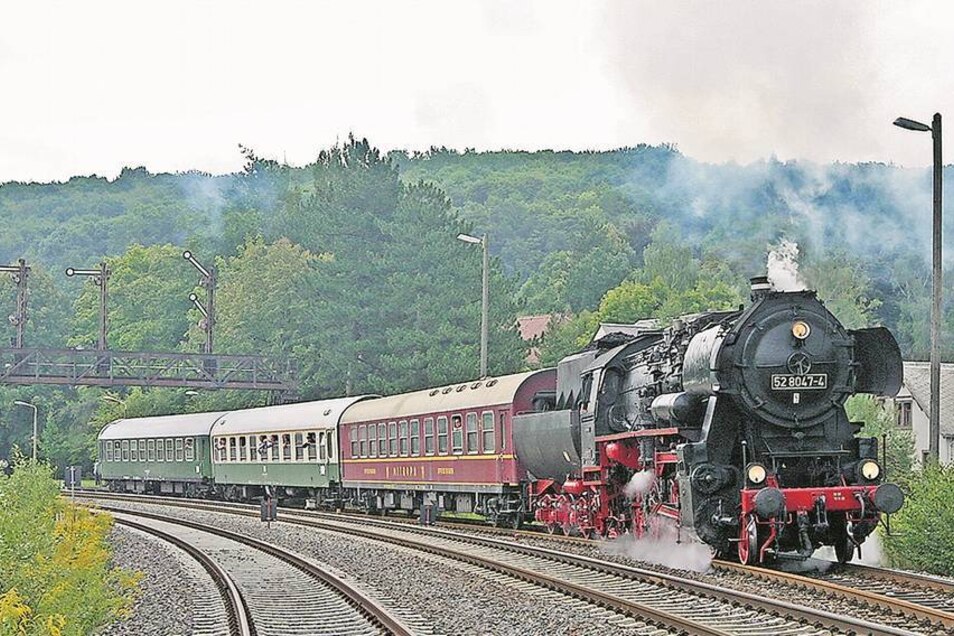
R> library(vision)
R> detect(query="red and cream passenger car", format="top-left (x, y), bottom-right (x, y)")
top-left (339, 370), bottom-right (555, 524)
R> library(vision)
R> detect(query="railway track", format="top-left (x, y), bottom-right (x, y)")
top-left (107, 507), bottom-right (414, 636)
top-left (112, 515), bottom-right (251, 636)
top-left (714, 560), bottom-right (954, 632)
top-left (82, 491), bottom-right (919, 635)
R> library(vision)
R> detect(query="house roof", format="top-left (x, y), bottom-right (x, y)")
top-left (517, 315), bottom-right (553, 341)
top-left (901, 361), bottom-right (954, 435)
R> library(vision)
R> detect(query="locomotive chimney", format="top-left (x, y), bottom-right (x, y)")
top-left (750, 275), bottom-right (774, 301)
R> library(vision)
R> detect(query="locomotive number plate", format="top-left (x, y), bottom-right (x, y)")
top-left (771, 374), bottom-right (828, 390)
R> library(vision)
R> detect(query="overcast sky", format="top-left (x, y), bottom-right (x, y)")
top-left (1, 1), bottom-right (951, 182)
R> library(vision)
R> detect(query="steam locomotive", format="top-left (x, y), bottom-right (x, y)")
top-left (99, 276), bottom-right (904, 565)
top-left (513, 276), bottom-right (905, 563)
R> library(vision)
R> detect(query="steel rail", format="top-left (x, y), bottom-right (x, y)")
top-left (839, 562), bottom-right (954, 595)
top-left (713, 559), bottom-right (954, 631)
top-left (103, 505), bottom-right (414, 636)
top-left (113, 516), bottom-right (254, 636)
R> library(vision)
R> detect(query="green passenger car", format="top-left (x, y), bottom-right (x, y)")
top-left (209, 396), bottom-right (369, 502)
top-left (98, 411), bottom-right (223, 495)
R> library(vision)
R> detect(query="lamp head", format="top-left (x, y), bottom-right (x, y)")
top-left (893, 117), bottom-right (932, 132)
top-left (456, 233), bottom-right (482, 245)
top-left (183, 250), bottom-right (192, 260)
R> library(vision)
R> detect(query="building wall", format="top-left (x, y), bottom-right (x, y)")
top-left (893, 391), bottom-right (953, 466)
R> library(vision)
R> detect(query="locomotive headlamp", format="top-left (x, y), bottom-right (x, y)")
top-left (792, 320), bottom-right (811, 340)
top-left (746, 463), bottom-right (768, 485)
top-left (859, 459), bottom-right (881, 481)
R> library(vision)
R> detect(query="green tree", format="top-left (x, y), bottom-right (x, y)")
top-left (68, 244), bottom-right (193, 351)
top-left (286, 138), bottom-right (526, 396)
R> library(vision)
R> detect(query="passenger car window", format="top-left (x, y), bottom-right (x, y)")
top-left (465, 413), bottom-right (478, 454)
top-left (399, 420), bottom-right (409, 456)
top-left (437, 417), bottom-right (448, 454)
top-left (482, 411), bottom-right (495, 453)
top-left (377, 423), bottom-right (386, 456)
top-left (424, 418), bottom-right (434, 455)
top-left (410, 419), bottom-right (420, 455)
top-left (451, 415), bottom-right (463, 454)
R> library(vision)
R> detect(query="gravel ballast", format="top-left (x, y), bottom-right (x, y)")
top-left (100, 524), bottom-right (227, 636)
top-left (98, 501), bottom-right (660, 636)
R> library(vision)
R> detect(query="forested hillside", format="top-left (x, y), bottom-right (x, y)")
top-left (0, 136), bottom-right (950, 471)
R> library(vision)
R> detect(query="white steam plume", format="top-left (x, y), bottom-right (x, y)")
top-left (603, 524), bottom-right (713, 573)
top-left (622, 470), bottom-right (655, 499)
top-left (767, 239), bottom-right (806, 291)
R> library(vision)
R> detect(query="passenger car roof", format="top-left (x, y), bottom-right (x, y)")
top-left (99, 411), bottom-right (227, 440)
top-left (341, 371), bottom-right (548, 423)
top-left (211, 396), bottom-right (371, 436)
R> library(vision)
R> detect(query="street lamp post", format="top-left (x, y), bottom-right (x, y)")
top-left (457, 233), bottom-right (489, 378)
top-left (102, 394), bottom-right (127, 418)
top-left (894, 113), bottom-right (943, 464)
top-left (13, 400), bottom-right (38, 461)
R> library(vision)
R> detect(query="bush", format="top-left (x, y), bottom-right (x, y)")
top-left (883, 463), bottom-right (954, 576)
top-left (0, 459), bottom-right (137, 635)
top-left (845, 395), bottom-right (915, 493)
